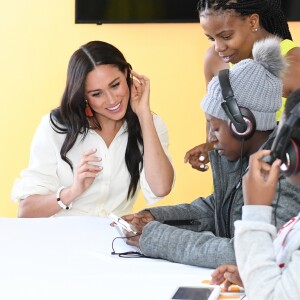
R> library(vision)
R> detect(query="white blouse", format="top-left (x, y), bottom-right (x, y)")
top-left (11, 113), bottom-right (173, 217)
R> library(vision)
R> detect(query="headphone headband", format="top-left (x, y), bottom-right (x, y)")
top-left (218, 69), bottom-right (247, 132)
top-left (271, 102), bottom-right (300, 165)
top-left (219, 69), bottom-right (234, 99)
top-left (267, 103), bottom-right (300, 176)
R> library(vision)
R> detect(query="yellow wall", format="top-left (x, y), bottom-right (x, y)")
top-left (0, 0), bottom-right (299, 217)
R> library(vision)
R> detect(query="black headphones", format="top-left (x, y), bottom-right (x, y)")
top-left (218, 69), bottom-right (256, 141)
top-left (269, 102), bottom-right (300, 176)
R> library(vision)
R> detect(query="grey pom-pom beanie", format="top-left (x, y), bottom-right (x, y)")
top-left (201, 38), bottom-right (286, 131)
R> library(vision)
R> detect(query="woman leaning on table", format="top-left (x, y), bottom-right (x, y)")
top-left (11, 41), bottom-right (174, 217)
top-left (184, 0), bottom-right (300, 171)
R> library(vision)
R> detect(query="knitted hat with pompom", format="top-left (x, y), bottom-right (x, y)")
top-left (201, 37), bottom-right (286, 131)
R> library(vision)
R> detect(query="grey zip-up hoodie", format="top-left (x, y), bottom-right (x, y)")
top-left (139, 129), bottom-right (300, 268)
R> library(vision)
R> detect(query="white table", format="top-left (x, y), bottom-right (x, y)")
top-left (0, 217), bottom-right (214, 300)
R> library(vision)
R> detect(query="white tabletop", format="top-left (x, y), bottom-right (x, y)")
top-left (0, 216), bottom-right (214, 300)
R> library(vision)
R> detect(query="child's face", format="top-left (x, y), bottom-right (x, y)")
top-left (206, 113), bottom-right (244, 161)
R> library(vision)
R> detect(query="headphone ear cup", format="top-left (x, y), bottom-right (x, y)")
top-left (282, 139), bottom-right (300, 176)
top-left (229, 107), bottom-right (257, 141)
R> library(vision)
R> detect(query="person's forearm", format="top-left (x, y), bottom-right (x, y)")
top-left (149, 196), bottom-right (215, 225)
top-left (234, 219), bottom-right (299, 300)
top-left (18, 187), bottom-right (78, 217)
top-left (138, 112), bottom-right (174, 197)
top-left (235, 207), bottom-right (282, 300)
top-left (140, 221), bottom-right (236, 268)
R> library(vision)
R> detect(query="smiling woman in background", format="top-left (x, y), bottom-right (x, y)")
top-left (11, 41), bottom-right (174, 217)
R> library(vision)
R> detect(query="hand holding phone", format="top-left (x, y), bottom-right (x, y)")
top-left (109, 213), bottom-right (138, 235)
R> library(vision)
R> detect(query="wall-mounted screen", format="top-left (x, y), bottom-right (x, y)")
top-left (75, 0), bottom-right (300, 24)
top-left (75, 0), bottom-right (199, 24)
top-left (281, 1), bottom-right (300, 21)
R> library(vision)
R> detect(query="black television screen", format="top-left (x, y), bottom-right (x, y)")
top-left (75, 0), bottom-right (300, 24)
top-left (281, 1), bottom-right (300, 21)
top-left (75, 0), bottom-right (199, 24)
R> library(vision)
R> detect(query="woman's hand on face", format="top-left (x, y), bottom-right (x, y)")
top-left (242, 150), bottom-right (281, 206)
top-left (71, 148), bottom-right (102, 197)
top-left (130, 70), bottom-right (151, 116)
top-left (210, 264), bottom-right (243, 291)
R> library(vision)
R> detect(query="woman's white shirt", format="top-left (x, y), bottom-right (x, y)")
top-left (11, 113), bottom-right (173, 216)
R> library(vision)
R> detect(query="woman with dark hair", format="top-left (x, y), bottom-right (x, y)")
top-left (12, 41), bottom-right (174, 217)
top-left (184, 0), bottom-right (300, 171)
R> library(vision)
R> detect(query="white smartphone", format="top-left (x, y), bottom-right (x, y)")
top-left (171, 285), bottom-right (221, 300)
top-left (109, 213), bottom-right (138, 235)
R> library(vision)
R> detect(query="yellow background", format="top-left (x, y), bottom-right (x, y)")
top-left (0, 0), bottom-right (299, 217)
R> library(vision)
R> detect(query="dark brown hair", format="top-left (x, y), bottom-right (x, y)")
top-left (50, 41), bottom-right (143, 199)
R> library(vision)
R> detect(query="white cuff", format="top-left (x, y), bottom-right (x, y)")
top-left (242, 205), bottom-right (272, 223)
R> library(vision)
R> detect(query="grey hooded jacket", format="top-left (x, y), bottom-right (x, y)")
top-left (139, 129), bottom-right (300, 268)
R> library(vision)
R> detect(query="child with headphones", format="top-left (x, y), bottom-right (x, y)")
top-left (121, 38), bottom-right (300, 269)
top-left (184, 0), bottom-right (300, 172)
top-left (211, 89), bottom-right (300, 299)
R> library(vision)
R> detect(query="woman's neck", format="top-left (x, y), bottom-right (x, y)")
top-left (93, 117), bottom-right (125, 147)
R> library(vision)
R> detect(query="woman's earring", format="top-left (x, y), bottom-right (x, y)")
top-left (253, 28), bottom-right (258, 32)
top-left (85, 100), bottom-right (93, 117)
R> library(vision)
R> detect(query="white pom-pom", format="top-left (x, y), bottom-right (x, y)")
top-left (252, 37), bottom-right (287, 77)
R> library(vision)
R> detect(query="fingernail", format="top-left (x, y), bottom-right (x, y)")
top-left (199, 164), bottom-right (205, 169)
top-left (199, 155), bottom-right (205, 161)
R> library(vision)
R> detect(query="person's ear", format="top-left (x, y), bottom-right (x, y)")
top-left (248, 13), bottom-right (259, 32)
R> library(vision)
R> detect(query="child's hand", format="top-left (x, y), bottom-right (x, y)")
top-left (243, 150), bottom-right (281, 206)
top-left (210, 264), bottom-right (243, 291)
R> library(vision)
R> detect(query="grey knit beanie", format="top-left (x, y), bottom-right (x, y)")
top-left (201, 38), bottom-right (286, 131)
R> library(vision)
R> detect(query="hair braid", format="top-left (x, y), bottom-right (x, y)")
top-left (197, 0), bottom-right (292, 40)
top-left (261, 0), bottom-right (292, 40)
